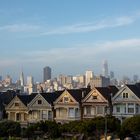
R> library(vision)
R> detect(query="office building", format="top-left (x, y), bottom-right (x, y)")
top-left (102, 60), bottom-right (108, 78)
top-left (90, 75), bottom-right (110, 88)
top-left (43, 66), bottom-right (51, 82)
top-left (85, 70), bottom-right (93, 87)
top-left (20, 71), bottom-right (24, 86)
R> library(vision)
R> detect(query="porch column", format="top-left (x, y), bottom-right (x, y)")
top-left (67, 107), bottom-right (69, 118)
top-left (15, 112), bottom-right (17, 121)
top-left (126, 103), bottom-right (128, 114)
top-left (134, 103), bottom-right (136, 114)
top-left (21, 113), bottom-right (24, 121)
top-left (7, 112), bottom-right (10, 120)
top-left (95, 106), bottom-right (97, 115)
top-left (40, 110), bottom-right (42, 120)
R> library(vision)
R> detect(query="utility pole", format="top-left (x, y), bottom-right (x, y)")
top-left (104, 106), bottom-right (107, 140)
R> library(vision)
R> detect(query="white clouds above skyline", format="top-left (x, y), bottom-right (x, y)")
top-left (0, 24), bottom-right (40, 32)
top-left (0, 38), bottom-right (140, 80)
top-left (0, 1), bottom-right (140, 81)
top-left (0, 12), bottom-right (139, 35)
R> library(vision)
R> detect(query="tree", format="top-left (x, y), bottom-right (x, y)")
top-left (120, 116), bottom-right (140, 139)
top-left (0, 120), bottom-right (21, 137)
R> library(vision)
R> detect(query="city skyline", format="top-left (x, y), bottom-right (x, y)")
top-left (0, 1), bottom-right (140, 81)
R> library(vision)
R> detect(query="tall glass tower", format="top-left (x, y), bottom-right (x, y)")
top-left (102, 60), bottom-right (108, 78)
top-left (43, 66), bottom-right (51, 82)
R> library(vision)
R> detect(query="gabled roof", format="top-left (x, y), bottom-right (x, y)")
top-left (126, 84), bottom-right (140, 98)
top-left (0, 90), bottom-right (16, 105)
top-left (40, 92), bottom-right (62, 104)
top-left (108, 85), bottom-right (119, 96)
top-left (17, 93), bottom-right (37, 106)
top-left (67, 88), bottom-right (90, 103)
top-left (95, 87), bottom-right (111, 100)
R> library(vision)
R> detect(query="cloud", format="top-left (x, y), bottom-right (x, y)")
top-left (41, 16), bottom-right (136, 35)
top-left (21, 38), bottom-right (140, 64)
top-left (1, 38), bottom-right (140, 79)
top-left (0, 12), bottom-right (139, 35)
top-left (0, 24), bottom-right (40, 32)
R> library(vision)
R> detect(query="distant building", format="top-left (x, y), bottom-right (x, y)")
top-left (90, 75), bottom-right (110, 88)
top-left (43, 66), bottom-right (51, 82)
top-left (110, 71), bottom-right (114, 79)
top-left (102, 60), bottom-right (108, 78)
top-left (0, 76), bottom-right (2, 81)
top-left (25, 76), bottom-right (35, 94)
top-left (5, 75), bottom-right (12, 85)
top-left (20, 71), bottom-right (24, 86)
top-left (85, 71), bottom-right (93, 87)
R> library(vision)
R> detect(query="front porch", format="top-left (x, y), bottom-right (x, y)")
top-left (54, 106), bottom-right (81, 123)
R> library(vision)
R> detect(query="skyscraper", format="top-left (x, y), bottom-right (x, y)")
top-left (85, 70), bottom-right (93, 87)
top-left (20, 71), bottom-right (24, 86)
top-left (102, 60), bottom-right (108, 78)
top-left (43, 66), bottom-right (51, 82)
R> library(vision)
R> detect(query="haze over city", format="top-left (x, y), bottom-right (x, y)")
top-left (0, 0), bottom-right (140, 82)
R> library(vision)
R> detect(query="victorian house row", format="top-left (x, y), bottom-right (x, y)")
top-left (2, 83), bottom-right (140, 127)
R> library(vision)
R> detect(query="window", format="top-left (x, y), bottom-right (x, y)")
top-left (16, 113), bottom-right (21, 121)
top-left (116, 107), bottom-right (120, 113)
top-left (97, 106), bottom-right (103, 114)
top-left (15, 102), bottom-right (19, 106)
top-left (92, 96), bottom-right (97, 99)
top-left (48, 111), bottom-right (52, 120)
top-left (128, 103), bottom-right (134, 113)
top-left (69, 108), bottom-right (75, 117)
top-left (86, 106), bottom-right (91, 115)
top-left (128, 108), bottom-right (134, 113)
top-left (123, 93), bottom-right (128, 98)
top-left (38, 100), bottom-right (42, 104)
top-left (64, 97), bottom-right (69, 103)
top-left (42, 110), bottom-right (47, 119)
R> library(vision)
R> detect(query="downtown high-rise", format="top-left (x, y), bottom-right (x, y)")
top-left (43, 66), bottom-right (51, 82)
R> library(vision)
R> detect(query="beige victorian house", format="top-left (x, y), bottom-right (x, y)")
top-left (27, 93), bottom-right (55, 124)
top-left (5, 92), bottom-right (58, 127)
top-left (5, 94), bottom-right (36, 127)
top-left (53, 89), bottom-right (89, 123)
top-left (82, 87), bottom-right (115, 119)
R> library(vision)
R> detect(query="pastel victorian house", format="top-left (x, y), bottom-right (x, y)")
top-left (112, 84), bottom-right (140, 122)
top-left (53, 89), bottom-right (89, 123)
top-left (5, 94), bottom-right (36, 127)
top-left (82, 86), bottom-right (117, 119)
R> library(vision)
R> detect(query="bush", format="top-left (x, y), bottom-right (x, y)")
top-left (0, 120), bottom-right (21, 137)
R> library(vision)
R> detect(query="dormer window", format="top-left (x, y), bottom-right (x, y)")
top-left (123, 93), bottom-right (128, 98)
top-left (64, 97), bottom-right (69, 103)
top-left (15, 102), bottom-right (19, 106)
top-left (93, 96), bottom-right (97, 99)
top-left (38, 100), bottom-right (42, 104)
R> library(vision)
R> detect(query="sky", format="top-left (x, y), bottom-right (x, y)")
top-left (0, 0), bottom-right (140, 82)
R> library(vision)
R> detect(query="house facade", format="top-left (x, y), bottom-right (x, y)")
top-left (5, 93), bottom-right (57, 127)
top-left (5, 95), bottom-right (32, 127)
top-left (27, 93), bottom-right (54, 124)
top-left (82, 87), bottom-right (111, 119)
top-left (112, 84), bottom-right (140, 123)
top-left (53, 89), bottom-right (82, 123)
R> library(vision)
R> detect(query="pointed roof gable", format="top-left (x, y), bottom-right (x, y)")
top-left (17, 93), bottom-right (37, 106)
top-left (40, 92), bottom-right (61, 104)
top-left (95, 87), bottom-right (111, 100)
top-left (82, 87), bottom-right (109, 103)
top-left (108, 85), bottom-right (119, 96)
top-left (126, 84), bottom-right (140, 98)
top-left (67, 88), bottom-right (89, 103)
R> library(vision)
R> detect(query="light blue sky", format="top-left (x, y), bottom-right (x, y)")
top-left (0, 0), bottom-right (140, 82)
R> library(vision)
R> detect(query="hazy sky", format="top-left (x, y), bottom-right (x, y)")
top-left (0, 0), bottom-right (140, 82)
